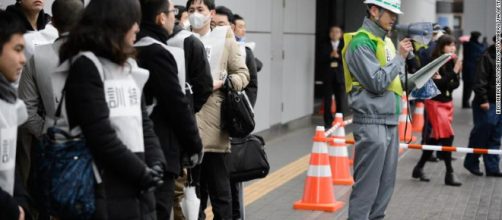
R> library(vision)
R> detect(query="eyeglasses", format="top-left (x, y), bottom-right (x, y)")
top-left (164, 8), bottom-right (179, 16)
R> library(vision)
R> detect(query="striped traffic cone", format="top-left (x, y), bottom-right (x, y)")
top-left (328, 137), bottom-right (354, 185)
top-left (331, 113), bottom-right (353, 165)
top-left (412, 101), bottom-right (425, 132)
top-left (398, 93), bottom-right (416, 142)
top-left (293, 126), bottom-right (344, 212)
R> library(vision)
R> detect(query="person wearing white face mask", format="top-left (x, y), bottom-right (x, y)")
top-left (185, 0), bottom-right (249, 219)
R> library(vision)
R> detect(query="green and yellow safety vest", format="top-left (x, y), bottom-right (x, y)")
top-left (342, 28), bottom-right (403, 96)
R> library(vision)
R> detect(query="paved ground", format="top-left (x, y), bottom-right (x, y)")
top-left (240, 83), bottom-right (502, 220)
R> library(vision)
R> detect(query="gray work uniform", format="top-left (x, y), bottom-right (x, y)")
top-left (345, 17), bottom-right (405, 220)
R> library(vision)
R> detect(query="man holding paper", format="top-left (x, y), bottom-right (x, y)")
top-left (341, 0), bottom-right (412, 219)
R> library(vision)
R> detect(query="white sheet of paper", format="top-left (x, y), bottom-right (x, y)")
top-left (406, 53), bottom-right (453, 90)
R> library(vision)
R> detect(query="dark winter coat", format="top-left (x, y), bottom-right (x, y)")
top-left (136, 22), bottom-right (203, 176)
top-left (65, 56), bottom-right (166, 220)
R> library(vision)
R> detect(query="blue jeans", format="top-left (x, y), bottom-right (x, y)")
top-left (464, 101), bottom-right (502, 173)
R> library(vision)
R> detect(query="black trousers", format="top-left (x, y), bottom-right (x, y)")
top-left (322, 73), bottom-right (346, 127)
top-left (416, 137), bottom-right (455, 173)
top-left (193, 152), bottom-right (232, 220)
top-left (155, 174), bottom-right (176, 220)
top-left (230, 181), bottom-right (243, 220)
top-left (462, 80), bottom-right (474, 107)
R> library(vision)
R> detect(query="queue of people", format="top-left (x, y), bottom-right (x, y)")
top-left (0, 0), bottom-right (261, 219)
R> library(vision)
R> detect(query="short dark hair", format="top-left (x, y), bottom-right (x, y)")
top-left (52, 0), bottom-right (84, 33)
top-left (59, 0), bottom-right (141, 65)
top-left (186, 0), bottom-right (215, 11)
top-left (232, 13), bottom-right (243, 25)
top-left (0, 10), bottom-right (26, 54)
top-left (215, 6), bottom-right (233, 23)
top-left (140, 0), bottom-right (169, 23)
top-left (175, 5), bottom-right (186, 21)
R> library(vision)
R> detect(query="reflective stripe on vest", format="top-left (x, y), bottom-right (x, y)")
top-left (342, 28), bottom-right (403, 96)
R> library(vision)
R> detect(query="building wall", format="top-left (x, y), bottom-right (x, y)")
top-left (463, 0), bottom-right (496, 40)
top-left (400, 0), bottom-right (437, 24)
top-left (174, 0), bottom-right (317, 131)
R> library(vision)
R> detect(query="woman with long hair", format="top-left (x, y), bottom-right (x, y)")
top-left (60, 0), bottom-right (166, 219)
top-left (412, 34), bottom-right (463, 186)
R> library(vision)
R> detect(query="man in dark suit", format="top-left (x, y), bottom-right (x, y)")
top-left (321, 26), bottom-right (346, 128)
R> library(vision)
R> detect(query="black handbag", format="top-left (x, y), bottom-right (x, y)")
top-left (229, 135), bottom-right (270, 182)
top-left (221, 78), bottom-right (255, 138)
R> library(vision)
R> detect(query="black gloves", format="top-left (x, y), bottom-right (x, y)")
top-left (139, 162), bottom-right (165, 193)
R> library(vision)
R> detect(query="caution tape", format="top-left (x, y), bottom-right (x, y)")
top-left (344, 139), bottom-right (502, 155)
top-left (324, 118), bottom-right (353, 137)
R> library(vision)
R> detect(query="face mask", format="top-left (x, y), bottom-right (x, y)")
top-left (189, 12), bottom-right (209, 29)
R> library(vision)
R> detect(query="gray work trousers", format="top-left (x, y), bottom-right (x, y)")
top-left (348, 123), bottom-right (399, 220)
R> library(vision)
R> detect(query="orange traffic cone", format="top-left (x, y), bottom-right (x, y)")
top-left (331, 113), bottom-right (353, 165)
top-left (319, 96), bottom-right (336, 115)
top-left (293, 126), bottom-right (344, 212)
top-left (398, 93), bottom-right (416, 142)
top-left (328, 137), bottom-right (354, 185)
top-left (412, 101), bottom-right (425, 132)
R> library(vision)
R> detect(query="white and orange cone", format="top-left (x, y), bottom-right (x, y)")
top-left (412, 101), bottom-right (425, 132)
top-left (328, 137), bottom-right (354, 185)
top-left (293, 126), bottom-right (344, 212)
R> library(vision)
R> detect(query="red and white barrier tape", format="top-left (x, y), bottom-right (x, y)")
top-left (324, 119), bottom-right (353, 137)
top-left (400, 143), bottom-right (502, 155)
top-left (344, 139), bottom-right (502, 155)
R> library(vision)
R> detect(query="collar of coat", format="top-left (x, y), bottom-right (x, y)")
top-left (138, 21), bottom-right (170, 44)
top-left (362, 17), bottom-right (388, 40)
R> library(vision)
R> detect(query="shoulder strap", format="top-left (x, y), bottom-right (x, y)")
top-left (54, 52), bottom-right (104, 119)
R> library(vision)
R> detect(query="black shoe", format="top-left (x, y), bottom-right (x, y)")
top-left (412, 166), bottom-right (430, 182)
top-left (445, 172), bottom-right (462, 186)
top-left (428, 156), bottom-right (439, 162)
top-left (486, 172), bottom-right (502, 177)
top-left (464, 165), bottom-right (484, 176)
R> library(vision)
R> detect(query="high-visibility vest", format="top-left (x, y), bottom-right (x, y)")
top-left (342, 28), bottom-right (403, 96)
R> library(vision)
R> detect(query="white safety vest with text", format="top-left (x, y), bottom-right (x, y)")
top-left (79, 52), bottom-right (148, 153)
top-left (0, 99), bottom-right (27, 195)
top-left (134, 37), bottom-right (187, 115)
